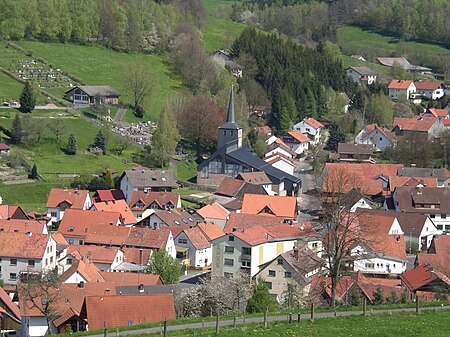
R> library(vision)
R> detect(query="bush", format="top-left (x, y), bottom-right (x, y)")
top-left (135, 105), bottom-right (145, 118)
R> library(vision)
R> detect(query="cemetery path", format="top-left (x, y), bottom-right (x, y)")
top-left (114, 105), bottom-right (127, 123)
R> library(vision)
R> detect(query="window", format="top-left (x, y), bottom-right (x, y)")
top-left (242, 247), bottom-right (251, 255)
top-left (365, 263), bottom-right (375, 269)
top-left (68, 227), bottom-right (74, 232)
top-left (265, 282), bottom-right (272, 290)
top-left (50, 257), bottom-right (53, 264)
top-left (441, 214), bottom-right (447, 219)
top-left (312, 242), bottom-right (318, 248)
top-left (178, 238), bottom-right (187, 244)
top-left (437, 225), bottom-right (443, 230)
top-left (241, 260), bottom-right (251, 267)
top-left (66, 258), bottom-right (73, 265)
top-left (50, 211), bottom-right (57, 218)
top-left (45, 259), bottom-right (48, 266)
top-left (430, 214), bottom-right (435, 218)
top-left (79, 240), bottom-right (84, 245)
top-left (68, 239), bottom-right (74, 245)
top-left (28, 260), bottom-right (35, 267)
top-left (224, 258), bottom-right (234, 266)
top-left (10, 259), bottom-right (17, 266)
top-left (9, 273), bottom-right (16, 280)
top-left (228, 236), bottom-right (234, 242)
top-left (225, 246), bottom-right (234, 253)
top-left (285, 271), bottom-right (292, 278)
top-left (277, 258), bottom-right (283, 265)
top-left (268, 270), bottom-right (276, 277)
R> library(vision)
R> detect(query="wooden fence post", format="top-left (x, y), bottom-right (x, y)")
top-left (233, 317), bottom-right (236, 328)
top-left (416, 295), bottom-right (419, 313)
top-left (363, 297), bottom-right (367, 316)
top-left (215, 314), bottom-right (219, 334)
top-left (297, 313), bottom-right (301, 323)
top-left (310, 302), bottom-right (314, 321)
top-left (163, 320), bottom-right (167, 337)
top-left (264, 308), bottom-right (268, 329)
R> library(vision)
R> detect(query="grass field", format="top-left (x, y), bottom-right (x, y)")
top-left (175, 161), bottom-right (197, 182)
top-left (15, 41), bottom-right (182, 122)
top-left (203, 0), bottom-right (236, 13)
top-left (203, 15), bottom-right (245, 52)
top-left (144, 311), bottom-right (450, 337)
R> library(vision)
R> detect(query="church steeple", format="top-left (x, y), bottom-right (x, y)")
top-left (218, 86), bottom-right (242, 151)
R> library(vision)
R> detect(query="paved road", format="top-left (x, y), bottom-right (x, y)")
top-left (114, 105), bottom-right (127, 123)
top-left (88, 305), bottom-right (450, 337)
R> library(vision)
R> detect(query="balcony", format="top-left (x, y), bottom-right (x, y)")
top-left (240, 254), bottom-right (251, 261)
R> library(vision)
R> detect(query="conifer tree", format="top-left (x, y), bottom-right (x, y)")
top-left (93, 130), bottom-right (107, 154)
top-left (152, 107), bottom-right (180, 167)
top-left (247, 277), bottom-right (277, 313)
top-left (66, 133), bottom-right (77, 155)
top-left (30, 164), bottom-right (38, 179)
top-left (19, 81), bottom-right (37, 113)
top-left (11, 114), bottom-right (24, 144)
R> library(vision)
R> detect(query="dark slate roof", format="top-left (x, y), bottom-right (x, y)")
top-left (75, 86), bottom-right (120, 97)
top-left (227, 147), bottom-right (301, 186)
top-left (122, 167), bottom-right (177, 188)
top-left (338, 143), bottom-right (373, 155)
top-left (219, 87), bottom-right (240, 130)
top-left (348, 66), bottom-right (378, 76)
top-left (397, 167), bottom-right (448, 181)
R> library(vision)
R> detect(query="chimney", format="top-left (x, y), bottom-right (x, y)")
top-left (78, 281), bottom-right (85, 289)
top-left (138, 284), bottom-right (144, 293)
top-left (293, 247), bottom-right (299, 260)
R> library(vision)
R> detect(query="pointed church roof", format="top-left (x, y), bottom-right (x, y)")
top-left (219, 86), bottom-right (240, 130)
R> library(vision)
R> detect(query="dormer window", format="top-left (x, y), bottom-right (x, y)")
top-left (68, 227), bottom-right (74, 232)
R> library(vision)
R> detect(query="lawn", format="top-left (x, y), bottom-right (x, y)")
top-left (15, 41), bottom-right (182, 122)
top-left (0, 72), bottom-right (24, 103)
top-left (203, 15), bottom-right (245, 52)
top-left (143, 310), bottom-right (450, 337)
top-left (175, 161), bottom-right (197, 182)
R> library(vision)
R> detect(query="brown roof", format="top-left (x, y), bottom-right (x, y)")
top-left (196, 203), bottom-right (230, 221)
top-left (94, 190), bottom-right (125, 202)
top-left (224, 213), bottom-right (286, 233)
top-left (60, 258), bottom-right (106, 283)
top-left (0, 232), bottom-right (50, 258)
top-left (0, 219), bottom-right (46, 234)
top-left (149, 208), bottom-right (196, 227)
top-left (254, 126), bottom-right (272, 135)
top-left (388, 79), bottom-right (414, 90)
top-left (416, 236), bottom-right (450, 273)
top-left (67, 245), bottom-right (121, 264)
top-left (82, 294), bottom-right (176, 329)
top-left (286, 130), bottom-right (310, 143)
top-left (363, 232), bottom-right (407, 261)
top-left (46, 189), bottom-right (90, 209)
top-left (129, 191), bottom-right (180, 211)
top-left (236, 172), bottom-right (272, 185)
top-left (393, 116), bottom-right (437, 132)
top-left (181, 227), bottom-right (210, 250)
top-left (415, 81), bottom-right (444, 91)
top-left (125, 227), bottom-right (171, 249)
top-left (395, 186), bottom-right (450, 214)
top-left (122, 248), bottom-right (152, 265)
top-left (400, 264), bottom-right (450, 291)
top-left (216, 178), bottom-right (246, 197)
top-left (92, 200), bottom-right (136, 225)
top-left (241, 194), bottom-right (297, 219)
top-left (0, 143), bottom-right (10, 150)
top-left (303, 118), bottom-right (324, 129)
top-left (338, 143), bottom-right (373, 155)
top-left (197, 222), bottom-right (225, 241)
top-left (0, 204), bottom-right (28, 220)
top-left (58, 209), bottom-right (123, 239)
top-left (99, 271), bottom-right (163, 286)
top-left (84, 226), bottom-right (131, 246)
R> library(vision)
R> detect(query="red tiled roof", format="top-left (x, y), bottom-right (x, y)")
top-left (273, 138), bottom-right (297, 156)
top-left (92, 200), bottom-right (136, 225)
top-left (84, 225), bottom-right (131, 246)
top-left (60, 258), bottom-right (105, 283)
top-left (122, 248), bottom-right (152, 265)
top-left (400, 264), bottom-right (450, 291)
top-left (254, 126), bottom-right (272, 135)
top-left (95, 190), bottom-right (125, 202)
top-left (393, 116), bottom-right (437, 132)
top-left (67, 245), bottom-right (121, 264)
top-left (364, 232), bottom-right (407, 260)
top-left (0, 286), bottom-right (20, 320)
top-left (197, 203), bottom-right (229, 220)
top-left (303, 118), bottom-right (324, 129)
top-left (216, 178), bottom-right (245, 197)
top-left (197, 222), bottom-right (225, 241)
top-left (0, 205), bottom-right (28, 219)
top-left (265, 155), bottom-right (295, 166)
top-left (52, 232), bottom-right (69, 246)
top-left (287, 130), bottom-right (310, 143)
top-left (224, 213), bottom-right (286, 233)
top-left (0, 143), bottom-right (10, 150)
top-left (46, 189), bottom-right (90, 209)
top-left (58, 209), bottom-right (123, 239)
top-left (241, 194), bottom-right (297, 219)
top-left (361, 124), bottom-right (395, 142)
top-left (129, 191), bottom-right (180, 211)
top-left (388, 176), bottom-right (437, 192)
top-left (415, 81), bottom-right (443, 91)
top-left (236, 172), bottom-right (272, 185)
top-left (0, 219), bottom-right (46, 234)
top-left (181, 227), bottom-right (210, 250)
top-left (0, 232), bottom-right (50, 258)
top-left (99, 271), bottom-right (163, 285)
top-left (388, 79), bottom-right (414, 90)
top-left (83, 294), bottom-right (176, 329)
top-left (424, 108), bottom-right (448, 118)
top-left (125, 227), bottom-right (171, 249)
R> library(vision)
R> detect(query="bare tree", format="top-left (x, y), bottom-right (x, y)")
top-left (48, 119), bottom-right (68, 142)
top-left (123, 63), bottom-right (159, 117)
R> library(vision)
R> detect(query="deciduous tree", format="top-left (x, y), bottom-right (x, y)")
top-left (247, 277), bottom-right (277, 313)
top-left (10, 113), bottom-right (24, 144)
top-left (146, 249), bottom-right (181, 284)
top-left (152, 107), bottom-right (180, 167)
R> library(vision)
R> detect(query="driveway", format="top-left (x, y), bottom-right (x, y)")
top-left (113, 105), bottom-right (127, 123)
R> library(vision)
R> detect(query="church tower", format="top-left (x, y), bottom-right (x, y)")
top-left (218, 86), bottom-right (243, 152)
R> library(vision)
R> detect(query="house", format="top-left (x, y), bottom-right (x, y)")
top-left (0, 143), bottom-right (11, 156)
top-left (282, 130), bottom-right (310, 155)
top-left (416, 235), bottom-right (450, 274)
top-left (0, 204), bottom-right (29, 220)
top-left (62, 245), bottom-right (124, 272)
top-left (397, 167), bottom-right (450, 187)
top-left (211, 50), bottom-right (232, 66)
top-left (119, 168), bottom-right (177, 204)
top-left (216, 177), bottom-right (268, 200)
top-left (355, 124), bottom-right (395, 151)
top-left (386, 175), bottom-right (437, 194)
top-left (197, 88), bottom-right (301, 196)
top-left (223, 213), bottom-right (287, 233)
top-left (0, 232), bottom-right (56, 285)
top-left (254, 125), bottom-right (272, 136)
top-left (414, 81), bottom-right (446, 100)
top-left (129, 191), bottom-right (181, 222)
top-left (392, 116), bottom-right (442, 139)
top-left (388, 80), bottom-right (416, 100)
top-left (59, 257), bottom-right (105, 284)
top-left (93, 189), bottom-right (125, 202)
top-left (377, 57), bottom-right (432, 74)
top-left (422, 108), bottom-right (449, 121)
top-left (264, 137), bottom-right (296, 160)
top-left (144, 208), bottom-right (196, 230)
top-left (390, 186), bottom-right (450, 232)
top-left (241, 194), bottom-right (298, 220)
top-left (253, 245), bottom-right (324, 301)
top-left (346, 66), bottom-right (377, 85)
top-left (46, 189), bottom-right (92, 225)
top-left (100, 271), bottom-right (163, 285)
top-left (400, 264), bottom-right (450, 302)
top-left (264, 146), bottom-right (296, 176)
top-left (57, 209), bottom-right (123, 245)
top-left (124, 227), bottom-right (176, 259)
top-left (91, 200), bottom-right (136, 226)
top-left (196, 203), bottom-right (230, 228)
top-left (236, 172), bottom-right (274, 196)
top-left (293, 118), bottom-right (324, 145)
top-left (226, 60), bottom-right (243, 78)
top-left (0, 286), bottom-right (21, 333)
top-left (0, 219), bottom-right (48, 234)
top-left (79, 294), bottom-right (175, 329)
top-left (175, 227), bottom-right (213, 268)
top-left (65, 85), bottom-right (120, 105)
top-left (211, 222), bottom-right (320, 278)
top-left (336, 143), bottom-right (374, 163)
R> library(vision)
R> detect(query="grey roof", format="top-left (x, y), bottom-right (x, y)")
top-left (122, 167), bottom-right (177, 188)
top-left (219, 86), bottom-right (240, 130)
top-left (338, 143), bottom-right (373, 155)
top-left (397, 167), bottom-right (448, 181)
top-left (116, 284), bottom-right (194, 295)
top-left (377, 57), bottom-right (432, 72)
top-left (348, 66), bottom-right (377, 76)
top-left (113, 262), bottom-right (145, 272)
top-left (76, 86), bottom-right (120, 97)
top-left (227, 147), bottom-right (301, 187)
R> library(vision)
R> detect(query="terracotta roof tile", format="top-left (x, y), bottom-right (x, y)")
top-left (0, 232), bottom-right (50, 258)
top-left (197, 203), bottom-right (229, 220)
top-left (197, 222), bottom-right (225, 241)
top-left (224, 213), bottom-right (286, 233)
top-left (95, 190), bottom-right (125, 202)
top-left (241, 194), bottom-right (297, 219)
top-left (84, 226), bottom-right (131, 246)
top-left (216, 178), bottom-right (246, 197)
top-left (0, 204), bottom-right (28, 220)
top-left (303, 118), bottom-right (324, 129)
top-left (0, 285), bottom-right (20, 320)
top-left (60, 258), bottom-right (105, 283)
top-left (122, 248), bottom-right (152, 265)
top-left (400, 264), bottom-right (450, 291)
top-left (67, 245), bottom-right (121, 264)
top-left (52, 232), bottom-right (69, 246)
top-left (393, 116), bottom-right (437, 132)
top-left (388, 79), bottom-right (414, 90)
top-left (130, 191), bottom-right (180, 211)
top-left (92, 200), bottom-right (136, 225)
top-left (236, 172), bottom-right (272, 185)
top-left (46, 189), bottom-right (90, 209)
top-left (99, 271), bottom-right (163, 285)
top-left (181, 227), bottom-right (210, 250)
top-left (415, 82), bottom-right (444, 91)
top-left (125, 227), bottom-right (171, 249)
top-left (424, 108), bottom-right (448, 118)
top-left (388, 176), bottom-right (437, 191)
top-left (83, 294), bottom-right (176, 329)
top-left (0, 219), bottom-right (46, 234)
top-left (287, 130), bottom-right (310, 143)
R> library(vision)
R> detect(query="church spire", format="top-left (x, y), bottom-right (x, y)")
top-left (226, 85), bottom-right (235, 124)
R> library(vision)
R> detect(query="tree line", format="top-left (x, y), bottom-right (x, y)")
top-left (0, 0), bottom-right (207, 52)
